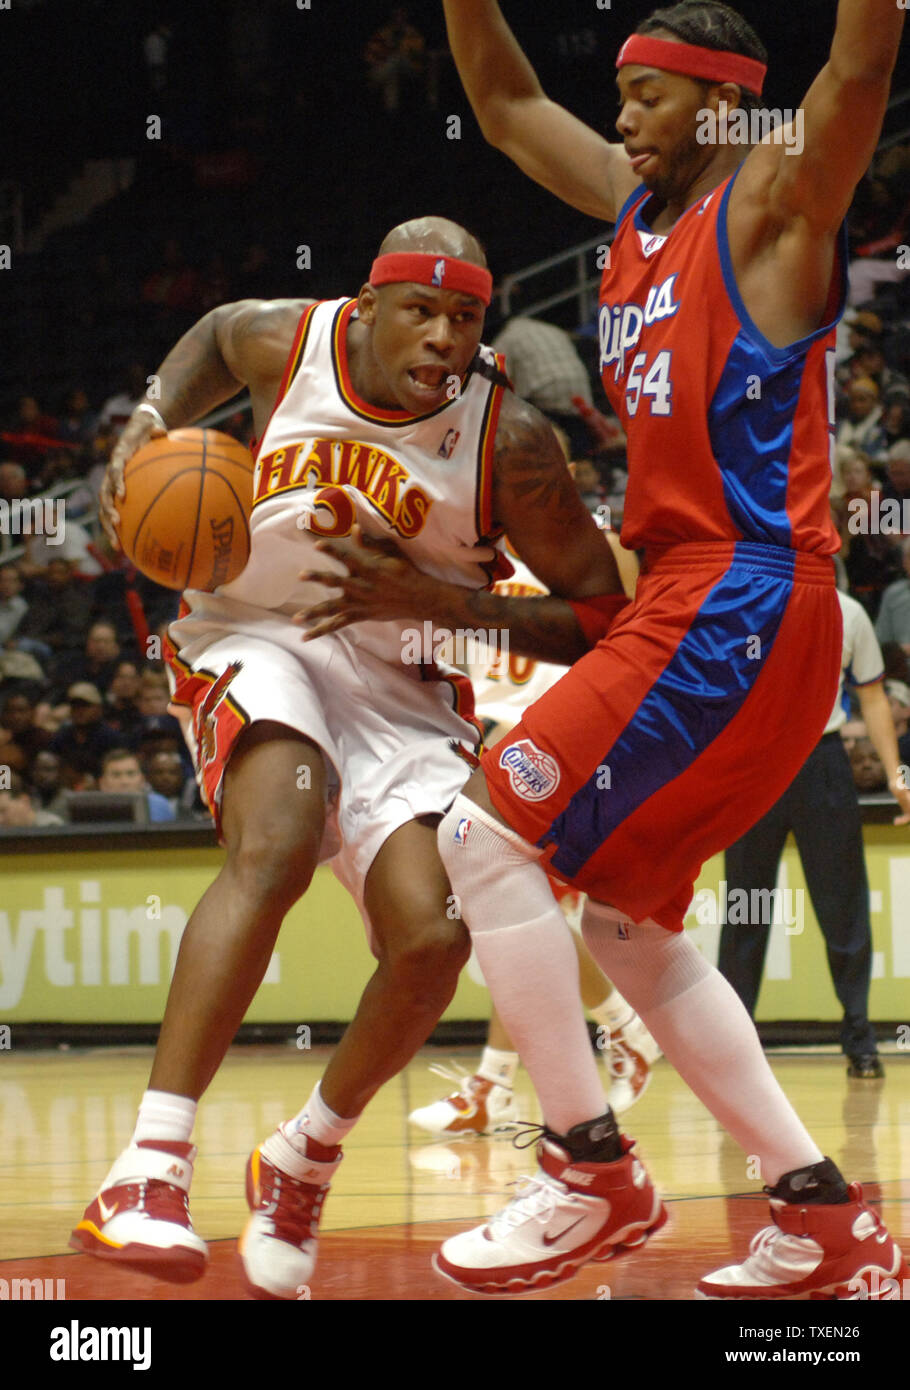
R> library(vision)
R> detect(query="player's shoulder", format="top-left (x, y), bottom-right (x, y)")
top-left (224, 297), bottom-right (317, 342)
top-left (492, 390), bottom-right (561, 462)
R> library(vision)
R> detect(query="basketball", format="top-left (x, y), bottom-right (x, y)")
top-left (117, 428), bottom-right (254, 591)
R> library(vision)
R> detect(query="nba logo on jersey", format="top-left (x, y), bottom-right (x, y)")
top-left (499, 739), bottom-right (561, 801)
top-left (617, 921), bottom-right (631, 941)
top-left (438, 428), bottom-right (461, 459)
top-left (432, 258), bottom-right (446, 287)
top-left (453, 816), bottom-right (472, 846)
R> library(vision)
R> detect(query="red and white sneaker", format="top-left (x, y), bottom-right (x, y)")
top-left (69, 1140), bottom-right (207, 1282)
top-left (409, 1065), bottom-right (522, 1136)
top-left (239, 1125), bottom-right (342, 1299)
top-left (433, 1134), bottom-right (667, 1294)
top-left (696, 1184), bottom-right (909, 1299)
top-left (603, 1015), bottom-right (661, 1114)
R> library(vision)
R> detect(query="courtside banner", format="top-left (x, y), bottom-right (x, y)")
top-left (0, 832), bottom-right (908, 1021)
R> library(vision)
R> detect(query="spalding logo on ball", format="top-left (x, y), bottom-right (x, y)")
top-left (116, 428), bottom-right (254, 591)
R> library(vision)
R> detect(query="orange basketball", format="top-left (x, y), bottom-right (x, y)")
top-left (117, 428), bottom-right (254, 591)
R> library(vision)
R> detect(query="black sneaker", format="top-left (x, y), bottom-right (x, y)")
top-left (846, 1054), bottom-right (885, 1080)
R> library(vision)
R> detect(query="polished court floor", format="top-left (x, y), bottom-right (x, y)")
top-left (1, 1044), bottom-right (907, 1301)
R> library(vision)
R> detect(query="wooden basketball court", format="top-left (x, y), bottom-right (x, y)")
top-left (1, 1043), bottom-right (907, 1303)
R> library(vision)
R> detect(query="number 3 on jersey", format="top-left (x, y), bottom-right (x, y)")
top-left (625, 350), bottom-right (673, 417)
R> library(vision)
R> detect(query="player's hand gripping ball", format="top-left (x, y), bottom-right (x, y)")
top-left (116, 428), bottom-right (254, 591)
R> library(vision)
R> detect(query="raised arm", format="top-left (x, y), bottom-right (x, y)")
top-left (442, 0), bottom-right (639, 222)
top-left (738, 0), bottom-right (905, 235)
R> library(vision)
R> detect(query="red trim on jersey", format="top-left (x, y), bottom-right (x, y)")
top-left (253, 301), bottom-right (319, 463)
top-left (475, 377), bottom-right (505, 539)
top-left (616, 35), bottom-right (766, 96)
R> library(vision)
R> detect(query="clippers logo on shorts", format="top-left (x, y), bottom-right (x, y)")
top-left (432, 258), bottom-right (446, 287)
top-left (197, 661), bottom-right (243, 766)
top-left (453, 816), bottom-right (472, 846)
top-left (499, 739), bottom-right (561, 802)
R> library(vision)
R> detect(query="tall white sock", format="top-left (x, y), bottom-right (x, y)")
top-left (438, 796), bottom-right (606, 1135)
top-left (289, 1082), bottom-right (358, 1148)
top-left (581, 903), bottom-right (823, 1185)
top-left (478, 1047), bottom-right (519, 1088)
top-left (132, 1089), bottom-right (197, 1145)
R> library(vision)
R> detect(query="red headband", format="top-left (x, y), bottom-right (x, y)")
top-left (616, 34), bottom-right (766, 97)
top-left (370, 253), bottom-right (493, 305)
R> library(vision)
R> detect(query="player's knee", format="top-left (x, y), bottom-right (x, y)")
top-left (227, 827), bottom-right (319, 911)
top-left (381, 912), bottom-right (470, 1000)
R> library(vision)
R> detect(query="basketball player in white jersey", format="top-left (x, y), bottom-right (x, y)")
top-left (71, 216), bottom-right (637, 1299)
top-left (408, 530), bottom-right (662, 1135)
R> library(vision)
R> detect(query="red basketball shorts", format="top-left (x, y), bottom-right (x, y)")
top-left (482, 541), bottom-right (842, 934)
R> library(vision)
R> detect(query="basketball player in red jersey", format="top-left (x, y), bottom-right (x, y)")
top-left (384, 0), bottom-right (907, 1295)
top-left (70, 216), bottom-right (636, 1299)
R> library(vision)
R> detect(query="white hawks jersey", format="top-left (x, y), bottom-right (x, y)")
top-left (179, 297), bottom-right (512, 672)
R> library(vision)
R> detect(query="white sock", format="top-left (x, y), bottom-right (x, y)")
top-left (132, 1089), bottom-right (197, 1146)
top-left (289, 1082), bottom-right (358, 1148)
top-left (438, 796), bottom-right (607, 1136)
top-left (582, 903), bottom-right (823, 1186)
top-left (477, 1047), bottom-right (519, 1088)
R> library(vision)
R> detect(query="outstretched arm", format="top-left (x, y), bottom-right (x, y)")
top-left (442, 0), bottom-right (639, 222)
top-left (742, 0), bottom-right (905, 235)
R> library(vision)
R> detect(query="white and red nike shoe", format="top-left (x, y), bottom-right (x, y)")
top-left (239, 1125), bottom-right (342, 1299)
top-left (433, 1134), bottom-right (667, 1294)
top-left (69, 1140), bottom-right (207, 1282)
top-left (409, 1066), bottom-right (522, 1136)
top-left (604, 1014), bottom-right (661, 1114)
top-left (697, 1184), bottom-right (909, 1299)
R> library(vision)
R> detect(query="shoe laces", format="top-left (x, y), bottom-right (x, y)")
top-left (489, 1172), bottom-right (568, 1238)
top-left (257, 1166), bottom-right (328, 1247)
top-left (427, 1062), bottom-right (477, 1098)
top-left (138, 1179), bottom-right (192, 1227)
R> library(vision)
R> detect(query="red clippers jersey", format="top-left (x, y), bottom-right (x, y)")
top-left (598, 167), bottom-right (845, 555)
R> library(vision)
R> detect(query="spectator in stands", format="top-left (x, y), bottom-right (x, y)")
top-left (885, 679), bottom-right (910, 740)
top-left (880, 388), bottom-right (910, 452)
top-left (98, 748), bottom-right (175, 822)
top-left (849, 736), bottom-right (888, 792)
top-left (365, 6), bottom-right (426, 113)
top-left (837, 377), bottom-right (887, 455)
top-left (104, 660), bottom-right (143, 741)
top-left (98, 363), bottom-right (152, 437)
top-left (49, 683), bottom-right (122, 784)
top-left (15, 557), bottom-right (87, 663)
top-left (875, 537), bottom-right (910, 647)
top-left (852, 337), bottom-right (909, 403)
top-left (0, 769), bottom-right (63, 830)
top-left (492, 316), bottom-right (594, 458)
top-left (840, 719), bottom-right (868, 753)
top-left (0, 692), bottom-right (51, 773)
top-left (144, 748), bottom-right (199, 820)
top-left (53, 621), bottom-right (122, 701)
top-left (29, 749), bottom-right (66, 815)
top-left (880, 439), bottom-right (910, 507)
top-left (57, 389), bottom-right (98, 447)
top-left (136, 669), bottom-right (171, 717)
top-left (0, 564), bottom-right (27, 646)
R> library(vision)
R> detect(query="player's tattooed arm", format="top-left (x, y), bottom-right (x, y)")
top-left (100, 299), bottom-right (309, 547)
top-left (296, 396), bottom-right (626, 665)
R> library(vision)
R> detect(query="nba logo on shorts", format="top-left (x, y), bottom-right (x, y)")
top-left (499, 739), bottom-right (561, 801)
top-left (453, 816), bottom-right (472, 846)
top-left (432, 258), bottom-right (446, 287)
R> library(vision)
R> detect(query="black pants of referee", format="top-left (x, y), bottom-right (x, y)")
top-left (718, 732), bottom-right (877, 1058)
